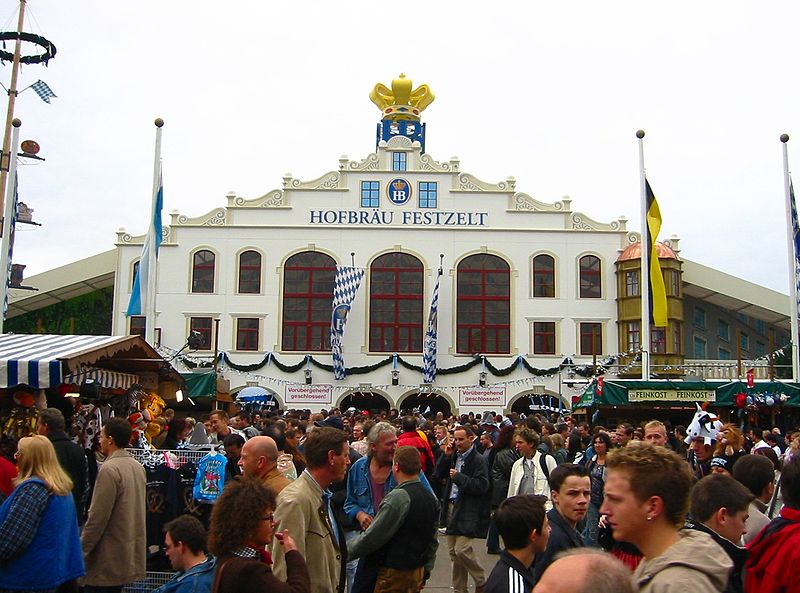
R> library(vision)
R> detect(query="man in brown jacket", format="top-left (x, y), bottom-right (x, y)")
top-left (272, 427), bottom-right (351, 593)
top-left (238, 435), bottom-right (291, 495)
top-left (81, 417), bottom-right (146, 593)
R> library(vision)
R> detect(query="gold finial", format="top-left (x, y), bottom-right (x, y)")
top-left (370, 74), bottom-right (435, 121)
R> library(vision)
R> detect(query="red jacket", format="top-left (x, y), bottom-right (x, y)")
top-left (745, 506), bottom-right (800, 593)
top-left (0, 456), bottom-right (17, 496)
top-left (397, 431), bottom-right (435, 476)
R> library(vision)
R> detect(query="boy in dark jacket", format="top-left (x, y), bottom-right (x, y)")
top-left (486, 494), bottom-right (549, 593)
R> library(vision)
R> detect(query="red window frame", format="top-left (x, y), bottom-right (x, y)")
top-left (579, 255), bottom-right (601, 298)
top-left (129, 316), bottom-right (146, 338)
top-left (190, 317), bottom-right (213, 350)
top-left (192, 250), bottom-right (215, 293)
top-left (238, 251), bottom-right (262, 294)
top-left (236, 318), bottom-right (259, 351)
top-left (456, 254), bottom-right (510, 354)
top-left (533, 322), bottom-right (556, 355)
top-left (369, 253), bottom-right (423, 352)
top-left (651, 327), bottom-right (666, 354)
top-left (580, 322), bottom-right (602, 355)
top-left (281, 252), bottom-right (336, 351)
top-left (532, 254), bottom-right (555, 298)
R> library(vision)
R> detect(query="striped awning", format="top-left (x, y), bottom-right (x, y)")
top-left (63, 366), bottom-right (139, 390)
top-left (0, 334), bottom-right (141, 389)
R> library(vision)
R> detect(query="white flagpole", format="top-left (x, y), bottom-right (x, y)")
top-left (637, 130), bottom-right (651, 380)
top-left (0, 118), bottom-right (20, 334)
top-left (780, 133), bottom-right (800, 381)
top-left (145, 118), bottom-right (164, 346)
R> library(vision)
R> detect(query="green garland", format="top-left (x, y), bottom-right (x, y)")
top-left (218, 351), bottom-right (614, 379)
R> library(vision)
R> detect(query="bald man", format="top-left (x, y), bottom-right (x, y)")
top-left (533, 549), bottom-right (634, 593)
top-left (238, 435), bottom-right (291, 495)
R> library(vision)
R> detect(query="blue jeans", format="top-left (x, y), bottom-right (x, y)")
top-left (582, 502), bottom-right (601, 546)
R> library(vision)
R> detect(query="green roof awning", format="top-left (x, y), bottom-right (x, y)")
top-left (181, 371), bottom-right (216, 398)
top-left (573, 378), bottom-right (800, 409)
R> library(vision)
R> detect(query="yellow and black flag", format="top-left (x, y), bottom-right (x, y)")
top-left (645, 179), bottom-right (668, 327)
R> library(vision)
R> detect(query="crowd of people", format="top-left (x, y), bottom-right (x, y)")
top-left (1, 403), bottom-right (799, 593)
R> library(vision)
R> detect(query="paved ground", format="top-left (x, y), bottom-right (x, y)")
top-left (426, 535), bottom-right (497, 592)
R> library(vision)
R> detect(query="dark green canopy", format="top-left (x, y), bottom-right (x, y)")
top-left (574, 378), bottom-right (800, 409)
top-left (181, 371), bottom-right (216, 398)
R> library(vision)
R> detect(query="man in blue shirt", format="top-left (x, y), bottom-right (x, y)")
top-left (155, 515), bottom-right (216, 593)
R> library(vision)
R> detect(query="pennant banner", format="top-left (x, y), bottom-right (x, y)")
top-left (422, 267), bottom-right (442, 383)
top-left (645, 179), bottom-right (668, 327)
top-left (31, 80), bottom-right (57, 104)
top-left (330, 266), bottom-right (365, 380)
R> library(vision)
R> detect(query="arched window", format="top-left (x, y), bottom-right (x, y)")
top-left (282, 251), bottom-right (336, 351)
top-left (191, 250), bottom-right (215, 293)
top-left (238, 250), bottom-right (262, 294)
top-left (532, 254), bottom-right (555, 298)
top-left (456, 254), bottom-right (510, 354)
top-left (578, 255), bottom-right (601, 298)
top-left (369, 253), bottom-right (423, 352)
top-left (131, 260), bottom-right (139, 291)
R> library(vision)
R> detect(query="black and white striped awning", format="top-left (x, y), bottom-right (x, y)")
top-left (63, 366), bottom-right (139, 390)
top-left (0, 334), bottom-right (147, 389)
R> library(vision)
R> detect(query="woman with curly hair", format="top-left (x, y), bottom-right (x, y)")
top-left (714, 423), bottom-right (745, 458)
top-left (208, 478), bottom-right (309, 593)
top-left (0, 435), bottom-right (84, 593)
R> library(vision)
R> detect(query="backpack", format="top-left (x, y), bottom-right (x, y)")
top-left (538, 453), bottom-right (555, 482)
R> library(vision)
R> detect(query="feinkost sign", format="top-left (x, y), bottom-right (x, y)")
top-left (628, 389), bottom-right (716, 403)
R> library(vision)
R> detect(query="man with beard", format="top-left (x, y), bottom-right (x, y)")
top-left (533, 464), bottom-right (590, 582)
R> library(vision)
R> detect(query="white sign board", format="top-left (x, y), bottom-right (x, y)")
top-left (458, 386), bottom-right (506, 407)
top-left (285, 384), bottom-right (333, 405)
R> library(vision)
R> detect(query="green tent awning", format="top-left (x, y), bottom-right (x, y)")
top-left (181, 371), bottom-right (216, 398)
top-left (573, 378), bottom-right (800, 410)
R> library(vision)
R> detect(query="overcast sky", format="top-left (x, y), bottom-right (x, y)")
top-left (4, 1), bottom-right (799, 294)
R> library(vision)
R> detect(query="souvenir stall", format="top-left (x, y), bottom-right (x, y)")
top-left (0, 333), bottom-right (184, 440)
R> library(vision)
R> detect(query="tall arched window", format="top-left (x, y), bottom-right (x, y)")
top-left (532, 254), bottom-right (555, 298)
top-left (456, 254), bottom-right (510, 354)
top-left (282, 251), bottom-right (336, 351)
top-left (238, 250), bottom-right (262, 294)
top-left (578, 255), bottom-right (601, 298)
top-left (369, 253), bottom-right (423, 352)
top-left (131, 260), bottom-right (139, 291)
top-left (191, 250), bottom-right (215, 293)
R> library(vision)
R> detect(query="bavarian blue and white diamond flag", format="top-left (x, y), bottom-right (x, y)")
top-left (790, 179), bottom-right (800, 326)
top-left (422, 266), bottom-right (442, 383)
top-left (331, 266), bottom-right (365, 380)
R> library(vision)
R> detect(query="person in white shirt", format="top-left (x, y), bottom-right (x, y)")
top-left (507, 427), bottom-right (557, 508)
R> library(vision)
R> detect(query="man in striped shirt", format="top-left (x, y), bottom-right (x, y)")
top-left (485, 494), bottom-right (549, 593)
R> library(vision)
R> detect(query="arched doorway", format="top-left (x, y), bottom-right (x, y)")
top-left (397, 390), bottom-right (453, 418)
top-left (232, 385), bottom-right (283, 412)
top-left (509, 391), bottom-right (566, 418)
top-left (338, 391), bottom-right (391, 415)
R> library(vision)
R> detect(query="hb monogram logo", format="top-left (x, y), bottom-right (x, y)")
top-left (387, 178), bottom-right (411, 205)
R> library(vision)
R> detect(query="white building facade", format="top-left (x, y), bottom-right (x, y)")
top-left (113, 76), bottom-right (637, 415)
